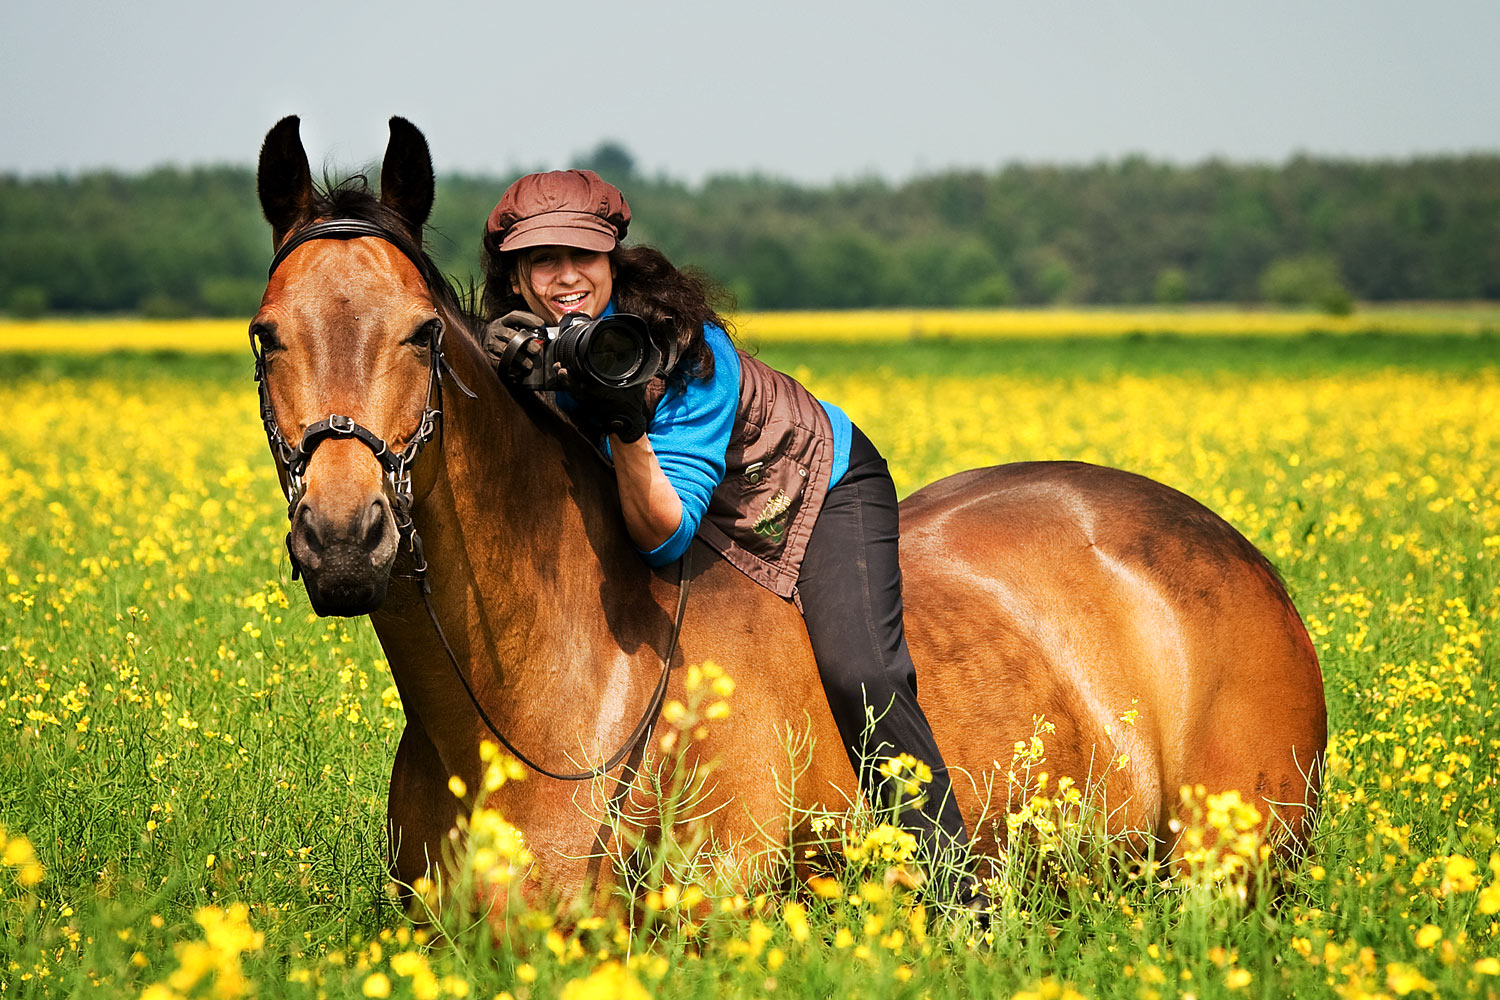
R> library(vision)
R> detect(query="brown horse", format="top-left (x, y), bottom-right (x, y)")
top-left (252, 116), bottom-right (1327, 909)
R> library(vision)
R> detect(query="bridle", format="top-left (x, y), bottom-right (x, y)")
top-left (255, 217), bottom-right (687, 782)
top-left (255, 218), bottom-right (463, 575)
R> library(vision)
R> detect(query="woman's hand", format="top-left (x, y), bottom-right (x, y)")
top-left (482, 310), bottom-right (546, 376)
top-left (610, 434), bottom-right (683, 552)
top-left (572, 380), bottom-right (650, 442)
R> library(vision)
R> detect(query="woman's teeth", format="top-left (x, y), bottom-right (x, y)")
top-left (556, 292), bottom-right (588, 307)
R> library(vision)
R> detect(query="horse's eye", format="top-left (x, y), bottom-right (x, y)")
top-left (404, 317), bottom-right (442, 350)
top-left (251, 322), bottom-right (284, 354)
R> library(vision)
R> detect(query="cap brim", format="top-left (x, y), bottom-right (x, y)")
top-left (497, 213), bottom-right (618, 253)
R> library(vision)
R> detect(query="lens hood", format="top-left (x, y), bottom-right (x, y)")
top-left (552, 312), bottom-right (661, 391)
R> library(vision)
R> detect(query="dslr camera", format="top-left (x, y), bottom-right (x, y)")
top-left (494, 311), bottom-right (663, 393)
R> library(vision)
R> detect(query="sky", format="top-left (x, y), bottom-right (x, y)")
top-left (3, 0), bottom-right (1498, 186)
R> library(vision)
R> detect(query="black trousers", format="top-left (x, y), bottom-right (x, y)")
top-left (796, 426), bottom-right (973, 885)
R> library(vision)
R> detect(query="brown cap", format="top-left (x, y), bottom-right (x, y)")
top-left (485, 169), bottom-right (631, 253)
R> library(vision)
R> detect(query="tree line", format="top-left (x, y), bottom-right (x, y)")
top-left (2, 147), bottom-right (1498, 317)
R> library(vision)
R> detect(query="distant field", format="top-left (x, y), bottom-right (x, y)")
top-left (1, 330), bottom-right (1497, 998)
top-left (4, 303), bottom-right (1500, 354)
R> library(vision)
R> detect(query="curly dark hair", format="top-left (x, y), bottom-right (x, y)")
top-left (481, 243), bottom-right (732, 383)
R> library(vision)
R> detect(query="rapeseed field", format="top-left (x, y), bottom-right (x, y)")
top-left (3, 302), bottom-right (1499, 354)
top-left (0, 325), bottom-right (1496, 998)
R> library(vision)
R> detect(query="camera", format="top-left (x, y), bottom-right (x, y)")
top-left (495, 311), bottom-right (663, 393)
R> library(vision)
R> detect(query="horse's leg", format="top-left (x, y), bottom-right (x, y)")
top-left (1169, 594), bottom-right (1327, 864)
top-left (388, 720), bottom-right (459, 899)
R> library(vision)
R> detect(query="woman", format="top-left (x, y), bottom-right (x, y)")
top-left (480, 169), bottom-right (979, 906)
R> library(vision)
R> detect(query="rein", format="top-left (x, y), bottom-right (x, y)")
top-left (257, 218), bottom-right (688, 782)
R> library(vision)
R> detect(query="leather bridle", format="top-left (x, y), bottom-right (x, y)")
top-left (256, 217), bottom-right (687, 782)
top-left (255, 218), bottom-right (463, 562)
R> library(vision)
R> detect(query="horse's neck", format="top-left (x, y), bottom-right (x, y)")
top-left (374, 336), bottom-right (665, 765)
top-left (439, 354), bottom-right (644, 639)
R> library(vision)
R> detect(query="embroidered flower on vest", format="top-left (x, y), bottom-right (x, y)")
top-left (752, 489), bottom-right (793, 544)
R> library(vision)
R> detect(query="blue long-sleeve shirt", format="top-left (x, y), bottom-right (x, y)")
top-left (574, 307), bottom-right (851, 566)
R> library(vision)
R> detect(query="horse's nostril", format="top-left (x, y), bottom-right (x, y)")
top-left (361, 498), bottom-right (391, 550)
top-left (297, 503), bottom-right (327, 556)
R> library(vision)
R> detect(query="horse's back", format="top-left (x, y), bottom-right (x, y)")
top-left (899, 462), bottom-right (1327, 856)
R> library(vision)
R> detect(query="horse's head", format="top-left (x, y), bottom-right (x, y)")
top-left (253, 116), bottom-right (450, 617)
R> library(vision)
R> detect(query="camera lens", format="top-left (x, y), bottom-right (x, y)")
top-left (583, 321), bottom-right (645, 384)
top-left (548, 313), bottom-right (660, 391)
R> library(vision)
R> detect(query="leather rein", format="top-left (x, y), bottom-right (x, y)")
top-left (257, 218), bottom-right (688, 782)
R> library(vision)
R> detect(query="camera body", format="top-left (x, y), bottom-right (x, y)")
top-left (497, 311), bottom-right (663, 393)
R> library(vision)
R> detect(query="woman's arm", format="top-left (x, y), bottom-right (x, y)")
top-left (610, 433), bottom-right (685, 552)
top-left (604, 324), bottom-right (740, 565)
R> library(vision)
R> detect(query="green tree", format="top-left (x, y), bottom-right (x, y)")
top-left (1153, 267), bottom-right (1189, 305)
top-left (1259, 254), bottom-right (1354, 315)
top-left (572, 141), bottom-right (637, 184)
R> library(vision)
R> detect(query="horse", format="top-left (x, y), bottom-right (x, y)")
top-left (251, 116), bottom-right (1327, 912)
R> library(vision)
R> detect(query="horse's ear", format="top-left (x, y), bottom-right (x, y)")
top-left (258, 116), bottom-right (314, 247)
top-left (380, 116), bottom-right (434, 238)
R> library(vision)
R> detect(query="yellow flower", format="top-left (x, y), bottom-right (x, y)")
top-left (1442, 855), bottom-right (1478, 893)
top-left (362, 972), bottom-right (392, 998)
top-left (448, 775), bottom-right (467, 798)
top-left (3, 836), bottom-right (37, 867)
top-left (783, 901), bottom-right (810, 943)
top-left (1386, 963), bottom-right (1434, 995)
top-left (1414, 924), bottom-right (1442, 949)
top-left (516, 964), bottom-right (537, 984)
top-left (1474, 957), bottom-right (1500, 976)
top-left (558, 961), bottom-right (649, 1000)
top-left (808, 876), bottom-right (843, 898)
top-left (1225, 968), bottom-right (1252, 990)
top-left (844, 823), bottom-right (918, 865)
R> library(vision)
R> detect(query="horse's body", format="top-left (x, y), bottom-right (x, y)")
top-left (253, 118), bottom-right (1327, 909)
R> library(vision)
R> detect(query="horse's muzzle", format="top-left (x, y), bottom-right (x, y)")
top-left (288, 495), bottom-right (399, 616)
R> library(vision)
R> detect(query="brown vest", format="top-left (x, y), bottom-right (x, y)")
top-left (694, 352), bottom-right (834, 604)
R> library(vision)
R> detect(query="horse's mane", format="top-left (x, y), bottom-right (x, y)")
top-left (306, 175), bottom-right (613, 472)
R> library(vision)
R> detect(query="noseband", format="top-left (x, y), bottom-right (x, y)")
top-left (255, 218), bottom-right (686, 783)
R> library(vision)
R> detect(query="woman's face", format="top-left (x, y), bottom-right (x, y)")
top-left (512, 246), bottom-right (615, 324)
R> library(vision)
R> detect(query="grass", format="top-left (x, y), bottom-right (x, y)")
top-left (0, 326), bottom-right (1497, 997)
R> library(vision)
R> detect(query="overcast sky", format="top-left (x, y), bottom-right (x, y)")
top-left (4, 0), bottom-right (1497, 185)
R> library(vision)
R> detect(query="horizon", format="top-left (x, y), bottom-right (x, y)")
top-left (7, 144), bottom-right (1500, 189)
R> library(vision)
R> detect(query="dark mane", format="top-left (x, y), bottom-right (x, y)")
top-left (308, 174), bottom-right (482, 341)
